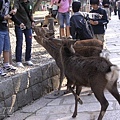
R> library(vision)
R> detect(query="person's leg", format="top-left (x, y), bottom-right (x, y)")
top-left (64, 12), bottom-right (70, 38)
top-left (3, 31), bottom-right (16, 70)
top-left (24, 28), bottom-right (32, 62)
top-left (95, 34), bottom-right (105, 48)
top-left (118, 9), bottom-right (120, 19)
top-left (15, 26), bottom-right (23, 62)
top-left (3, 31), bottom-right (10, 64)
top-left (58, 12), bottom-right (65, 38)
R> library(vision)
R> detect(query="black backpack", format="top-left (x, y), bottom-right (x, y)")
top-left (75, 14), bottom-right (94, 40)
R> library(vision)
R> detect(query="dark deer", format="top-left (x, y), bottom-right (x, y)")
top-left (34, 26), bottom-right (106, 95)
top-left (59, 40), bottom-right (120, 120)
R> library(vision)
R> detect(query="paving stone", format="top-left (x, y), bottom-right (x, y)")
top-left (4, 111), bottom-right (31, 120)
top-left (71, 101), bottom-right (114, 113)
top-left (47, 113), bottom-right (91, 120)
top-left (21, 97), bottom-right (52, 113)
top-left (36, 105), bottom-right (71, 115)
top-left (25, 115), bottom-right (47, 120)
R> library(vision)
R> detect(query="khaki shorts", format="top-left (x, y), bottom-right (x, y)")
top-left (94, 34), bottom-right (104, 42)
top-left (94, 34), bottom-right (106, 48)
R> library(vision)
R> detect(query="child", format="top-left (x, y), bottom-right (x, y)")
top-left (89, 0), bottom-right (108, 47)
top-left (70, 1), bottom-right (93, 40)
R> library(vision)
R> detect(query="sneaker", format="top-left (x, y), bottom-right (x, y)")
top-left (0, 68), bottom-right (6, 76)
top-left (4, 65), bottom-right (17, 71)
top-left (16, 62), bottom-right (24, 68)
top-left (26, 61), bottom-right (34, 66)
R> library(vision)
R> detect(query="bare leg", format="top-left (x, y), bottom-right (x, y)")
top-left (60, 28), bottom-right (65, 38)
top-left (9, 49), bottom-right (12, 64)
top-left (66, 26), bottom-right (70, 38)
top-left (3, 51), bottom-right (9, 64)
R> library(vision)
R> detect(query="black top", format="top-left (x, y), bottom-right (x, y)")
top-left (0, 0), bottom-right (21, 31)
top-left (102, 0), bottom-right (110, 8)
top-left (90, 7), bottom-right (108, 34)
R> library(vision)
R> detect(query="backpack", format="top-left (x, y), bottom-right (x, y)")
top-left (75, 14), bottom-right (94, 40)
top-left (0, 0), bottom-right (10, 15)
top-left (0, 0), bottom-right (10, 23)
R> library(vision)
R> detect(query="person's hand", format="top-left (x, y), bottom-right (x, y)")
top-left (4, 14), bottom-right (12, 20)
top-left (93, 21), bottom-right (98, 25)
top-left (10, 8), bottom-right (17, 15)
top-left (32, 22), bottom-right (35, 28)
top-left (89, 20), bottom-right (98, 25)
top-left (20, 23), bottom-right (26, 30)
top-left (89, 20), bottom-right (94, 25)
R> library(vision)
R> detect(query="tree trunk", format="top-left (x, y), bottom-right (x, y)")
top-left (33, 0), bottom-right (50, 13)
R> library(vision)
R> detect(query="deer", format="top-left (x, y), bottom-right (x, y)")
top-left (59, 40), bottom-right (120, 120)
top-left (33, 26), bottom-right (109, 96)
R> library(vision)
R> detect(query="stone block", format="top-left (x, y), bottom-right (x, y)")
top-left (29, 67), bottom-right (42, 86)
top-left (5, 95), bottom-right (18, 114)
top-left (52, 62), bottom-right (60, 76)
top-left (41, 63), bottom-right (51, 80)
top-left (0, 78), bottom-right (14, 100)
top-left (31, 83), bottom-right (43, 100)
top-left (0, 101), bottom-right (6, 119)
top-left (17, 88), bottom-right (33, 108)
top-left (41, 79), bottom-right (53, 95)
top-left (12, 73), bottom-right (29, 94)
top-left (51, 75), bottom-right (59, 90)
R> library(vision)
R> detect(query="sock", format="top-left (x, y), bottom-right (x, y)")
top-left (3, 63), bottom-right (10, 67)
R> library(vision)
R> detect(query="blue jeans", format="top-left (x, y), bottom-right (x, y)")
top-left (0, 30), bottom-right (10, 55)
top-left (58, 12), bottom-right (70, 28)
top-left (15, 26), bottom-right (32, 62)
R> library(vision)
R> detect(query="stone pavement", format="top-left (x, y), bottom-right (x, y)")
top-left (4, 14), bottom-right (120, 120)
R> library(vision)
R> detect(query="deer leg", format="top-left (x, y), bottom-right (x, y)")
top-left (91, 84), bottom-right (109, 120)
top-left (69, 86), bottom-right (83, 118)
top-left (106, 81), bottom-right (120, 104)
top-left (54, 70), bottom-right (64, 96)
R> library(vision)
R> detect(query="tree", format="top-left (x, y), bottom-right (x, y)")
top-left (33, 0), bottom-right (50, 13)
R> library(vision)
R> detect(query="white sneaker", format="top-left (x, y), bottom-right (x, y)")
top-left (26, 61), bottom-right (34, 66)
top-left (16, 62), bottom-right (24, 68)
top-left (0, 68), bottom-right (6, 76)
top-left (4, 64), bottom-right (17, 71)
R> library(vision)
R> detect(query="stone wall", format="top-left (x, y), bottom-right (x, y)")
top-left (0, 61), bottom-right (59, 119)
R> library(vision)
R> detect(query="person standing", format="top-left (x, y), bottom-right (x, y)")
top-left (0, 0), bottom-right (24, 76)
top-left (70, 1), bottom-right (93, 40)
top-left (102, 0), bottom-right (111, 20)
top-left (12, 0), bottom-right (35, 67)
top-left (89, 0), bottom-right (108, 48)
top-left (113, 0), bottom-right (118, 15)
top-left (116, 0), bottom-right (120, 19)
top-left (57, 0), bottom-right (72, 38)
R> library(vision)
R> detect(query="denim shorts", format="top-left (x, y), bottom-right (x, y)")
top-left (0, 30), bottom-right (10, 55)
top-left (58, 12), bottom-right (70, 28)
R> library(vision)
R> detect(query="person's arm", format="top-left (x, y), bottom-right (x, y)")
top-left (97, 9), bottom-right (109, 25)
top-left (70, 17), bottom-right (76, 39)
top-left (0, 1), bottom-right (4, 21)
